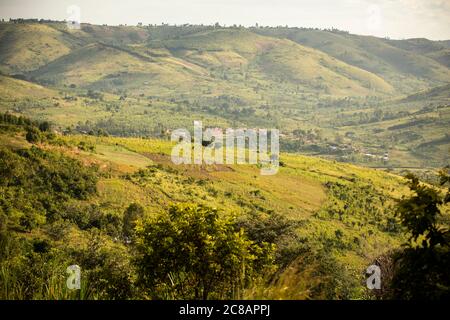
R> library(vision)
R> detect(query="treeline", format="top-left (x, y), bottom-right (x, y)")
top-left (4, 18), bottom-right (62, 24)
top-left (0, 112), bottom-right (56, 144)
top-left (0, 112), bottom-right (42, 128)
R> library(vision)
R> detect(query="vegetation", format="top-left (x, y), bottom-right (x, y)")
top-left (135, 203), bottom-right (275, 299)
top-left (1, 117), bottom-right (435, 300)
top-left (0, 20), bottom-right (448, 300)
top-left (380, 171), bottom-right (450, 299)
top-left (0, 22), bottom-right (449, 169)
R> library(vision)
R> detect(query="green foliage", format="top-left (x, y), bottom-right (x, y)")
top-left (72, 230), bottom-right (137, 299)
top-left (387, 172), bottom-right (450, 299)
top-left (397, 173), bottom-right (448, 247)
top-left (135, 203), bottom-right (275, 299)
top-left (292, 247), bottom-right (360, 299)
top-left (0, 145), bottom-right (98, 230)
top-left (0, 113), bottom-right (54, 144)
top-left (25, 126), bottom-right (43, 143)
top-left (122, 203), bottom-right (144, 240)
top-left (38, 121), bottom-right (51, 132)
top-left (318, 181), bottom-right (399, 233)
top-left (0, 228), bottom-right (135, 300)
top-left (247, 244), bottom-right (362, 300)
top-left (61, 203), bottom-right (122, 237)
top-left (77, 140), bottom-right (96, 152)
top-left (236, 211), bottom-right (300, 267)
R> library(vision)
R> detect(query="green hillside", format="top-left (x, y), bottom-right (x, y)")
top-left (0, 23), bottom-right (80, 74)
top-left (1, 117), bottom-right (419, 299)
top-left (0, 21), bottom-right (449, 300)
top-left (2, 23), bottom-right (448, 95)
top-left (0, 22), bottom-right (448, 169)
top-left (24, 27), bottom-right (394, 97)
top-left (253, 28), bottom-right (450, 93)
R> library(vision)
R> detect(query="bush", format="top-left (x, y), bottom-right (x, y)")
top-left (0, 146), bottom-right (98, 230)
top-left (26, 127), bottom-right (42, 143)
top-left (123, 203), bottom-right (144, 241)
top-left (135, 203), bottom-right (275, 299)
top-left (386, 173), bottom-right (450, 300)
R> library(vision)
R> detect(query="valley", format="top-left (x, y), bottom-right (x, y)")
top-left (0, 19), bottom-right (449, 300)
top-left (0, 21), bottom-right (449, 173)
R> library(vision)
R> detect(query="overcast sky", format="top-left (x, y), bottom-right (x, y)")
top-left (1, 0), bottom-right (449, 40)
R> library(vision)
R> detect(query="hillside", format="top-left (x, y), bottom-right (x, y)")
top-left (0, 117), bottom-right (416, 299)
top-left (2, 23), bottom-right (448, 94)
top-left (0, 23), bottom-right (79, 74)
top-left (0, 74), bottom-right (55, 99)
top-left (0, 20), bottom-right (449, 301)
top-left (253, 28), bottom-right (450, 93)
top-left (0, 22), bottom-right (449, 169)
top-left (17, 26), bottom-right (394, 98)
top-left (399, 83), bottom-right (450, 103)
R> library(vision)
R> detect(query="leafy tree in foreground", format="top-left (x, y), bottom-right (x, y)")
top-left (134, 203), bottom-right (275, 300)
top-left (389, 170), bottom-right (450, 300)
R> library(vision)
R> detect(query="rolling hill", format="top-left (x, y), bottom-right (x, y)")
top-left (0, 21), bottom-right (449, 300)
top-left (0, 118), bottom-right (415, 299)
top-left (0, 21), bottom-right (449, 169)
top-left (253, 28), bottom-right (450, 93)
top-left (20, 26), bottom-right (394, 98)
top-left (0, 23), bottom-right (79, 74)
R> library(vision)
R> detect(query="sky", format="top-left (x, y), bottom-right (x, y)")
top-left (0, 0), bottom-right (449, 40)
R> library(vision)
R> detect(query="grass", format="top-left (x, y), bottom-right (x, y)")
top-left (0, 23), bottom-right (72, 74)
top-left (89, 144), bottom-right (153, 168)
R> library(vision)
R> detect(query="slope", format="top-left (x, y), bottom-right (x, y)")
top-left (0, 23), bottom-right (84, 74)
top-left (151, 28), bottom-right (395, 96)
top-left (252, 28), bottom-right (450, 93)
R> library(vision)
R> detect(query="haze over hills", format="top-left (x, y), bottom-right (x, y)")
top-left (0, 21), bottom-right (449, 170)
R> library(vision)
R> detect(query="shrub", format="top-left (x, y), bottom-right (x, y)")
top-left (122, 203), bottom-right (144, 241)
top-left (25, 127), bottom-right (42, 143)
top-left (135, 203), bottom-right (275, 299)
top-left (386, 172), bottom-right (450, 300)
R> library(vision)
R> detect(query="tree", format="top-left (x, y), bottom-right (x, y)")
top-left (25, 127), bottom-right (42, 143)
top-left (134, 203), bottom-right (275, 299)
top-left (38, 121), bottom-right (51, 132)
top-left (122, 203), bottom-right (144, 240)
top-left (388, 171), bottom-right (450, 299)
